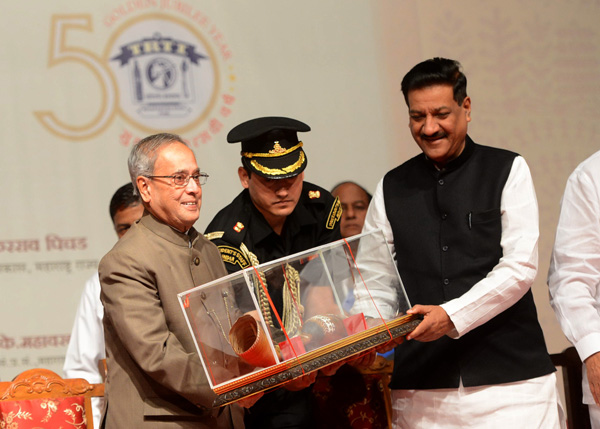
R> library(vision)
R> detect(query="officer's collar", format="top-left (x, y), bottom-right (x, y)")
top-left (241, 191), bottom-right (278, 243)
top-left (243, 184), bottom-right (316, 242)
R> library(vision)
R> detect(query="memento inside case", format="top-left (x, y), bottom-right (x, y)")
top-left (178, 229), bottom-right (420, 406)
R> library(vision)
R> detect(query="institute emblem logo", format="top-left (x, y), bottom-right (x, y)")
top-left (106, 15), bottom-right (219, 133)
top-left (36, 9), bottom-right (234, 143)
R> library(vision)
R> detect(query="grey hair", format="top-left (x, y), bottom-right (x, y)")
top-left (128, 133), bottom-right (187, 195)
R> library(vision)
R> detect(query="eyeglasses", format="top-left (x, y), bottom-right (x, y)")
top-left (146, 172), bottom-right (209, 187)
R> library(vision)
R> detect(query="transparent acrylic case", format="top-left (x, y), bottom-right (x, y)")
top-left (178, 229), bottom-right (420, 406)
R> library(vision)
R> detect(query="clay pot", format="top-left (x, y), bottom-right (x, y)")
top-left (229, 315), bottom-right (277, 368)
top-left (301, 314), bottom-right (347, 351)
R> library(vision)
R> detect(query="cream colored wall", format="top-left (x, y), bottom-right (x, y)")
top-left (372, 0), bottom-right (600, 355)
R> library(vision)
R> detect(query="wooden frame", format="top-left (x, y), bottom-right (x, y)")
top-left (550, 347), bottom-right (591, 429)
top-left (213, 315), bottom-right (419, 406)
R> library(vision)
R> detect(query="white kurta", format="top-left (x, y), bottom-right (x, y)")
top-left (363, 156), bottom-right (564, 428)
top-left (63, 273), bottom-right (105, 429)
top-left (549, 149), bottom-right (600, 426)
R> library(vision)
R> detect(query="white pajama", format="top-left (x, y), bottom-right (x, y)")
top-left (391, 373), bottom-right (565, 429)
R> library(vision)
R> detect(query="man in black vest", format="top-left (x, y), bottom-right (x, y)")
top-left (361, 58), bottom-right (564, 427)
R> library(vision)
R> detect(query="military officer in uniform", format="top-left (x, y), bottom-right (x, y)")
top-left (205, 116), bottom-right (342, 429)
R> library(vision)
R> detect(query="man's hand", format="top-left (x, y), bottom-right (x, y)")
top-left (406, 305), bottom-right (455, 342)
top-left (319, 360), bottom-right (345, 376)
top-left (347, 350), bottom-right (377, 369)
top-left (236, 392), bottom-right (264, 408)
top-left (586, 352), bottom-right (600, 406)
top-left (283, 371), bottom-right (318, 391)
top-left (376, 336), bottom-right (404, 354)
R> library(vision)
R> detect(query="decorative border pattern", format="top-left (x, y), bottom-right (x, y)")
top-left (213, 317), bottom-right (421, 407)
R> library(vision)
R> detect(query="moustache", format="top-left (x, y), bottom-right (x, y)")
top-left (421, 133), bottom-right (447, 141)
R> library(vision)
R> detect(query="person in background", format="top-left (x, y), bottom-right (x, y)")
top-left (63, 182), bottom-right (143, 428)
top-left (548, 149), bottom-right (600, 428)
top-left (309, 180), bottom-right (392, 428)
top-left (205, 116), bottom-right (347, 429)
top-left (99, 133), bottom-right (255, 428)
top-left (359, 57), bottom-right (564, 427)
top-left (330, 180), bottom-right (376, 311)
top-left (331, 181), bottom-right (372, 239)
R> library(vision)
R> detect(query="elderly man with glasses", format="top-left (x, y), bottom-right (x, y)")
top-left (98, 133), bottom-right (258, 428)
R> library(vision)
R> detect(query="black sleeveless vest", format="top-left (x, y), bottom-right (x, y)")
top-left (384, 136), bottom-right (555, 389)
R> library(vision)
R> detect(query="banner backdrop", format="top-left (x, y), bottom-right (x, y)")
top-left (1, 0), bottom-right (599, 380)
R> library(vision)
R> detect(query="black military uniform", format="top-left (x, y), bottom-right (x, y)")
top-left (206, 181), bottom-right (341, 310)
top-left (206, 182), bottom-right (341, 269)
top-left (205, 117), bottom-right (342, 429)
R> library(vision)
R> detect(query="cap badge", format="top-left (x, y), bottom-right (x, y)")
top-left (233, 222), bottom-right (245, 233)
top-left (269, 141), bottom-right (286, 154)
top-left (308, 190), bottom-right (321, 199)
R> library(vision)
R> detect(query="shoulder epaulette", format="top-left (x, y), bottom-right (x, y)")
top-left (204, 231), bottom-right (225, 241)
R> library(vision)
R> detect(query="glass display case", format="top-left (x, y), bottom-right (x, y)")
top-left (178, 229), bottom-right (420, 406)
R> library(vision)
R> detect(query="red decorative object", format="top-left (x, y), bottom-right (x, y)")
top-left (229, 315), bottom-right (277, 368)
top-left (279, 336), bottom-right (307, 360)
top-left (0, 396), bottom-right (87, 428)
top-left (344, 313), bottom-right (368, 335)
